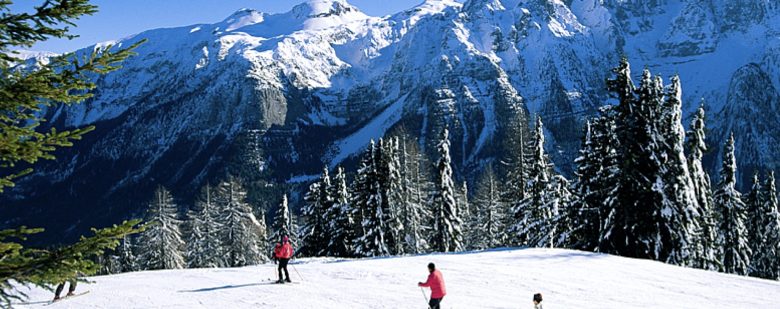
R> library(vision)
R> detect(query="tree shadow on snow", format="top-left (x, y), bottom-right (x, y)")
top-left (178, 282), bottom-right (265, 293)
top-left (318, 247), bottom-right (537, 264)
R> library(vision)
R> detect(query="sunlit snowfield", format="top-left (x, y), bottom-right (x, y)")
top-left (14, 248), bottom-right (780, 308)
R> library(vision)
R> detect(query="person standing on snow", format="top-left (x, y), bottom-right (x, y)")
top-left (273, 235), bottom-right (294, 283)
top-left (533, 293), bottom-right (544, 309)
top-left (418, 262), bottom-right (446, 309)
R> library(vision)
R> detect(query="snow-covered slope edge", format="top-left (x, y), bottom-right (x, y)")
top-left (13, 248), bottom-right (780, 308)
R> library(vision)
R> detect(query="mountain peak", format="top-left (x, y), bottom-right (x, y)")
top-left (222, 8), bottom-right (265, 31)
top-left (291, 0), bottom-right (362, 19)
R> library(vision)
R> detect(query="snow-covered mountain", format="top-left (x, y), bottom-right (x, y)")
top-left (3, 0), bottom-right (780, 242)
top-left (13, 248), bottom-right (780, 308)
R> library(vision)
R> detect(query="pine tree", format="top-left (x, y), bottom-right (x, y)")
top-left (513, 117), bottom-right (559, 248)
top-left (398, 135), bottom-right (432, 254)
top-left (752, 171), bottom-right (780, 280)
top-left (458, 181), bottom-right (472, 249)
top-left (459, 181), bottom-right (470, 222)
top-left (430, 129), bottom-right (464, 252)
top-left (686, 105), bottom-right (719, 271)
top-left (609, 66), bottom-right (667, 260)
top-left (378, 138), bottom-right (405, 255)
top-left (745, 172), bottom-right (764, 276)
top-left (548, 174), bottom-right (574, 248)
top-left (569, 117), bottom-right (607, 250)
top-left (254, 208), bottom-right (270, 262)
top-left (271, 194), bottom-right (298, 247)
top-left (300, 167), bottom-right (333, 256)
top-left (118, 235), bottom-right (137, 272)
top-left (713, 134), bottom-right (751, 275)
top-left (470, 164), bottom-right (507, 250)
top-left (657, 75), bottom-right (699, 266)
top-left (568, 121), bottom-right (596, 249)
top-left (99, 254), bottom-right (122, 275)
top-left (600, 59), bottom-right (642, 257)
top-left (137, 186), bottom-right (186, 270)
top-left (460, 182), bottom-right (470, 218)
top-left (502, 112), bottom-right (529, 233)
top-left (567, 107), bottom-right (621, 251)
top-left (503, 123), bottom-right (529, 247)
top-left (600, 59), bottom-right (697, 263)
top-left (186, 185), bottom-right (224, 268)
top-left (326, 166), bottom-right (355, 257)
top-left (0, 1), bottom-right (144, 302)
top-left (216, 178), bottom-right (265, 267)
top-left (352, 140), bottom-right (390, 257)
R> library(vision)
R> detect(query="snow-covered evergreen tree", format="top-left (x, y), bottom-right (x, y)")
top-left (271, 194), bottom-right (298, 250)
top-left (512, 116), bottom-right (555, 248)
top-left (568, 121), bottom-right (596, 250)
top-left (608, 66), bottom-right (669, 260)
top-left (459, 182), bottom-right (470, 219)
top-left (548, 174), bottom-right (574, 248)
top-left (352, 140), bottom-right (390, 257)
top-left (599, 60), bottom-right (698, 264)
top-left (458, 181), bottom-right (472, 249)
top-left (600, 59), bottom-right (645, 258)
top-left (430, 128), bottom-right (463, 253)
top-left (254, 207), bottom-right (270, 262)
top-left (300, 167), bottom-right (333, 256)
top-left (713, 134), bottom-right (751, 275)
top-left (745, 172), bottom-right (764, 276)
top-left (657, 75), bottom-right (699, 266)
top-left (568, 107), bottom-right (620, 252)
top-left (377, 138), bottom-right (405, 255)
top-left (137, 186), bottom-right (186, 270)
top-left (215, 177), bottom-right (265, 267)
top-left (326, 166), bottom-right (355, 257)
top-left (752, 171), bottom-right (780, 280)
top-left (186, 184), bottom-right (224, 268)
top-left (118, 235), bottom-right (137, 272)
top-left (569, 114), bottom-right (614, 251)
top-left (398, 134), bottom-right (432, 254)
top-left (502, 113), bottom-right (528, 233)
top-left (470, 164), bottom-right (507, 250)
top-left (99, 254), bottom-right (122, 275)
top-left (686, 105), bottom-right (719, 271)
top-left (504, 127), bottom-right (529, 247)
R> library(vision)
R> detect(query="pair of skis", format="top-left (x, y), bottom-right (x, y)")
top-left (14, 291), bottom-right (91, 306)
top-left (263, 278), bottom-right (300, 285)
top-left (46, 291), bottom-right (91, 306)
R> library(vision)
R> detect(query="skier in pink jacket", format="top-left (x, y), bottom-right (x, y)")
top-left (418, 262), bottom-right (446, 309)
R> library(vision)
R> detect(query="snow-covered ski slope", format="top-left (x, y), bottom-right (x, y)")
top-left (14, 248), bottom-right (780, 308)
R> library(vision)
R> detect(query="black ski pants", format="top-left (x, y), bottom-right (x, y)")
top-left (429, 297), bottom-right (442, 309)
top-left (277, 258), bottom-right (290, 281)
top-left (55, 279), bottom-right (77, 298)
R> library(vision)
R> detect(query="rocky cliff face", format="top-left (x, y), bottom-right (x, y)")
top-left (4, 0), bottom-right (780, 243)
top-left (712, 63), bottom-right (780, 185)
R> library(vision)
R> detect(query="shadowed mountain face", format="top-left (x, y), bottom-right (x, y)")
top-left (4, 0), bottom-right (780, 244)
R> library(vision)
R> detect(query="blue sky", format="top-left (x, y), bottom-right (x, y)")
top-left (13, 0), bottom-right (429, 53)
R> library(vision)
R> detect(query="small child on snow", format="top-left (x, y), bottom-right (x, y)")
top-left (533, 293), bottom-right (543, 309)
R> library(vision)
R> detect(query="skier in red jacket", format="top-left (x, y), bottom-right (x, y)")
top-left (418, 262), bottom-right (446, 309)
top-left (273, 235), bottom-right (294, 283)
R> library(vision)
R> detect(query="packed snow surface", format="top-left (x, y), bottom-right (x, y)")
top-left (13, 248), bottom-right (780, 308)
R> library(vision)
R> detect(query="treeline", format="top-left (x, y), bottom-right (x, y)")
top-left (99, 178), bottom-right (273, 272)
top-left (293, 58), bottom-right (780, 281)
top-left (101, 59), bottom-right (780, 282)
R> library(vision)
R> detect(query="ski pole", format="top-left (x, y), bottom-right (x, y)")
top-left (274, 261), bottom-right (279, 282)
top-left (291, 264), bottom-right (304, 282)
top-left (420, 287), bottom-right (431, 309)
